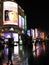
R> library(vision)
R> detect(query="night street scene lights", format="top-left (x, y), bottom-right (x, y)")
top-left (0, 0), bottom-right (49, 65)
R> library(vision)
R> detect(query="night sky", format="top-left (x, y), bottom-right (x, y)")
top-left (16, 0), bottom-right (49, 32)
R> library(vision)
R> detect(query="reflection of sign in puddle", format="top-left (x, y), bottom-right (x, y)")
top-left (14, 46), bottom-right (19, 55)
top-left (19, 46), bottom-right (23, 51)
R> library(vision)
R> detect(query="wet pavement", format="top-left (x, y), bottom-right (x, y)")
top-left (1, 41), bottom-right (49, 65)
top-left (1, 44), bottom-right (28, 65)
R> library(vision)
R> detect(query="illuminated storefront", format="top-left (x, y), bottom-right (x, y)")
top-left (30, 28), bottom-right (46, 57)
top-left (0, 1), bottom-right (26, 59)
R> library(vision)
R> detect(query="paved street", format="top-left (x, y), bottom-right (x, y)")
top-left (2, 53), bottom-right (28, 65)
top-left (2, 55), bottom-right (21, 65)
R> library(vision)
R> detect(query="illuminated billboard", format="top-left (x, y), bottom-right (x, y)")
top-left (21, 17), bottom-right (24, 29)
top-left (3, 1), bottom-right (18, 25)
top-left (19, 15), bottom-right (24, 29)
top-left (19, 15), bottom-right (22, 28)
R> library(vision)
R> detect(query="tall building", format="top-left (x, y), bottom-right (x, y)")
top-left (0, 0), bottom-right (26, 36)
top-left (0, 0), bottom-right (28, 59)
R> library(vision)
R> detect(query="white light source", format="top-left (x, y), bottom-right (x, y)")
top-left (14, 46), bottom-right (19, 55)
top-left (10, 27), bottom-right (14, 31)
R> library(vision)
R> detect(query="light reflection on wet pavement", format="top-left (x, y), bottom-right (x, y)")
top-left (2, 45), bottom-right (28, 65)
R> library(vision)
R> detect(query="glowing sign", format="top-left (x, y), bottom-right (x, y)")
top-left (3, 1), bottom-right (18, 25)
top-left (12, 33), bottom-right (18, 42)
top-left (19, 15), bottom-right (22, 28)
top-left (31, 29), bottom-right (34, 39)
top-left (2, 33), bottom-right (11, 38)
top-left (19, 15), bottom-right (24, 29)
top-left (40, 32), bottom-right (45, 39)
top-left (21, 17), bottom-right (24, 29)
top-left (35, 28), bottom-right (38, 38)
top-left (27, 30), bottom-right (31, 36)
